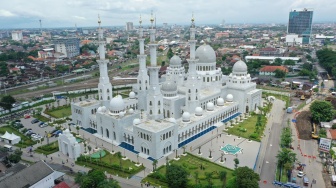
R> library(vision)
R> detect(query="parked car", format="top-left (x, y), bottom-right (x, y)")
top-left (52, 130), bottom-right (63, 137)
top-left (31, 119), bottom-right (39, 124)
top-left (39, 122), bottom-right (45, 126)
top-left (297, 171), bottom-right (304, 178)
top-left (14, 119), bottom-right (21, 123)
top-left (26, 132), bottom-right (35, 136)
top-left (39, 123), bottom-right (48, 128)
top-left (24, 114), bottom-right (31, 119)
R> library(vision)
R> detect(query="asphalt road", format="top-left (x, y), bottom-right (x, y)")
top-left (258, 99), bottom-right (286, 188)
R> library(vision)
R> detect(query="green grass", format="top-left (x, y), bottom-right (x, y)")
top-left (33, 114), bottom-right (51, 122)
top-left (44, 105), bottom-right (72, 118)
top-left (35, 141), bottom-right (59, 155)
top-left (142, 153), bottom-right (234, 188)
top-left (0, 126), bottom-right (37, 148)
top-left (224, 115), bottom-right (267, 142)
top-left (76, 151), bottom-right (145, 178)
top-left (262, 92), bottom-right (291, 108)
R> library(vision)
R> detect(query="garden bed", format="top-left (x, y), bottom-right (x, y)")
top-left (35, 141), bottom-right (59, 155)
top-left (44, 105), bottom-right (72, 118)
top-left (142, 153), bottom-right (234, 188)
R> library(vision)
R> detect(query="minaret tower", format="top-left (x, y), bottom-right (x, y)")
top-left (147, 12), bottom-right (164, 120)
top-left (137, 15), bottom-right (150, 110)
top-left (185, 14), bottom-right (200, 113)
top-left (97, 15), bottom-right (113, 107)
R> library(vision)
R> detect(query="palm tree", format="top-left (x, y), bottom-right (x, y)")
top-left (136, 154), bottom-right (139, 164)
top-left (234, 158), bottom-right (239, 169)
top-left (182, 145), bottom-right (186, 154)
top-left (276, 148), bottom-right (297, 181)
top-left (76, 126), bottom-right (80, 135)
top-left (219, 171), bottom-right (227, 188)
top-left (198, 146), bottom-right (201, 154)
top-left (116, 152), bottom-right (123, 171)
top-left (152, 160), bottom-right (158, 171)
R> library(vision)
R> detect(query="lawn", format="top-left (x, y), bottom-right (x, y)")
top-left (142, 153), bottom-right (234, 188)
top-left (35, 141), bottom-right (59, 155)
top-left (76, 150), bottom-right (144, 178)
top-left (224, 114), bottom-right (267, 142)
top-left (33, 114), bottom-right (51, 122)
top-left (44, 105), bottom-right (72, 118)
top-left (0, 126), bottom-right (37, 148)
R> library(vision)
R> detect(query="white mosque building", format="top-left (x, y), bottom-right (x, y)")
top-left (71, 15), bottom-right (262, 160)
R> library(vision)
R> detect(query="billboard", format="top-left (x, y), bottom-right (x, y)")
top-left (319, 138), bottom-right (331, 153)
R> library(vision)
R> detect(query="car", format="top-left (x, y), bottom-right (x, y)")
top-left (39, 122), bottom-right (45, 126)
top-left (297, 171), bottom-right (304, 178)
top-left (14, 119), bottom-right (21, 123)
top-left (31, 119), bottom-right (39, 124)
top-left (26, 132), bottom-right (35, 136)
top-left (24, 114), bottom-right (31, 119)
top-left (39, 123), bottom-right (48, 128)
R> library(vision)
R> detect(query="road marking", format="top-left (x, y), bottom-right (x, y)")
top-left (266, 161), bottom-right (269, 164)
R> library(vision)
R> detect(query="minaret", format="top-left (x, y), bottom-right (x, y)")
top-left (185, 14), bottom-right (200, 113)
top-left (137, 15), bottom-right (150, 110)
top-left (96, 15), bottom-right (113, 107)
top-left (147, 12), bottom-right (164, 120)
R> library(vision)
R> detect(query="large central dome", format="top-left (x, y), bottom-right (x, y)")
top-left (195, 44), bottom-right (216, 64)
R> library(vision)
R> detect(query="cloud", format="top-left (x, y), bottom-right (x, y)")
top-left (0, 9), bottom-right (16, 17)
top-left (73, 16), bottom-right (86, 20)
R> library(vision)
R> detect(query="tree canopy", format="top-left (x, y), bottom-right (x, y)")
top-left (75, 169), bottom-right (120, 188)
top-left (316, 48), bottom-right (336, 77)
top-left (166, 164), bottom-right (188, 188)
top-left (235, 166), bottom-right (260, 188)
top-left (0, 95), bottom-right (16, 112)
top-left (310, 100), bottom-right (334, 122)
top-left (274, 69), bottom-right (286, 78)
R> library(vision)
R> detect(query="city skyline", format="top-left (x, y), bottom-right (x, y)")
top-left (0, 0), bottom-right (336, 29)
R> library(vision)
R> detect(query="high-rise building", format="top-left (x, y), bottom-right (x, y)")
top-left (126, 22), bottom-right (134, 31)
top-left (11, 31), bottom-right (23, 41)
top-left (287, 8), bottom-right (313, 44)
top-left (54, 38), bottom-right (80, 58)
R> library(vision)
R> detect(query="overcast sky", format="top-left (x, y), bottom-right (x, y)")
top-left (0, 0), bottom-right (335, 29)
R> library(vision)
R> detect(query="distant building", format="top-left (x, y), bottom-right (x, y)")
top-left (285, 34), bottom-right (303, 45)
top-left (287, 8), bottom-right (313, 44)
top-left (259, 66), bottom-right (288, 76)
top-left (126, 22), bottom-right (134, 31)
top-left (259, 47), bottom-right (281, 57)
top-left (215, 32), bottom-right (230, 39)
top-left (54, 38), bottom-right (80, 58)
top-left (11, 31), bottom-right (23, 41)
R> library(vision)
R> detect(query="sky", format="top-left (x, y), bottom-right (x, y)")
top-left (0, 0), bottom-right (335, 29)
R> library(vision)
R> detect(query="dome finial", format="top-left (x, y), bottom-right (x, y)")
top-left (191, 12), bottom-right (195, 27)
top-left (98, 14), bottom-right (101, 28)
top-left (150, 10), bottom-right (154, 29)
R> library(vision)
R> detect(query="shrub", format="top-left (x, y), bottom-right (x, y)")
top-left (249, 133), bottom-right (258, 139)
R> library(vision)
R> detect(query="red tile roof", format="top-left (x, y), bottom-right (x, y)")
top-left (329, 129), bottom-right (336, 140)
top-left (259, 66), bottom-right (288, 73)
top-left (53, 182), bottom-right (70, 188)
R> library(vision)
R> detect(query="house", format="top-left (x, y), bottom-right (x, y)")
top-left (259, 66), bottom-right (288, 76)
top-left (328, 129), bottom-right (336, 144)
top-left (0, 160), bottom-right (64, 188)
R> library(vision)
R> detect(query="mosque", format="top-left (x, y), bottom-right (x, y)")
top-left (71, 15), bottom-right (262, 160)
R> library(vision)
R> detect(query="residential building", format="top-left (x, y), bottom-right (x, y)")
top-left (54, 38), bottom-right (80, 58)
top-left (126, 22), bottom-right (134, 31)
top-left (287, 8), bottom-right (314, 44)
top-left (11, 31), bottom-right (23, 41)
top-left (259, 66), bottom-right (288, 76)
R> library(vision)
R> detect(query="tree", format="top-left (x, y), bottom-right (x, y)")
top-left (234, 158), bottom-right (239, 169)
top-left (0, 95), bottom-right (16, 112)
top-left (235, 166), bottom-right (260, 188)
top-left (116, 152), bottom-right (122, 170)
top-left (283, 60), bottom-right (295, 66)
top-left (219, 171), bottom-right (227, 188)
top-left (8, 149), bottom-right (23, 163)
top-left (75, 169), bottom-right (120, 188)
top-left (274, 69), bottom-right (286, 78)
top-left (310, 100), bottom-right (334, 122)
top-left (167, 48), bottom-right (174, 59)
top-left (76, 126), bottom-right (80, 135)
top-left (152, 159), bottom-right (158, 171)
top-left (276, 148), bottom-right (296, 181)
top-left (319, 128), bottom-right (327, 138)
top-left (274, 58), bottom-right (282, 65)
top-left (166, 164), bottom-right (188, 188)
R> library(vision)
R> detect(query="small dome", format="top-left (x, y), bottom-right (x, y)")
top-left (119, 111), bottom-right (124, 117)
top-left (206, 102), bottom-right (214, 111)
top-left (182, 112), bottom-right (191, 122)
top-left (195, 107), bottom-right (203, 116)
top-left (97, 106), bottom-right (107, 113)
top-left (169, 118), bottom-right (176, 123)
top-left (128, 108), bottom-right (134, 114)
top-left (161, 81), bottom-right (177, 92)
top-left (226, 94), bottom-right (233, 102)
top-left (133, 118), bottom-right (141, 125)
top-left (170, 55), bottom-right (182, 66)
top-left (110, 95), bottom-right (125, 112)
top-left (233, 60), bottom-right (247, 73)
top-left (195, 44), bottom-right (216, 64)
top-left (217, 98), bottom-right (225, 106)
top-left (129, 91), bottom-right (136, 99)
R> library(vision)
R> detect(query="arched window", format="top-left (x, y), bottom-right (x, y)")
top-left (188, 89), bottom-right (191, 93)
top-left (106, 129), bottom-right (109, 138)
top-left (150, 110), bottom-right (152, 115)
top-left (169, 131), bottom-right (171, 137)
top-left (158, 101), bottom-right (160, 105)
top-left (149, 101), bottom-right (152, 106)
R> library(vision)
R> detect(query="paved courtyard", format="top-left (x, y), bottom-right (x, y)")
top-left (189, 131), bottom-right (261, 170)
